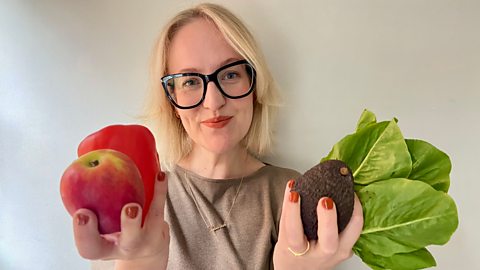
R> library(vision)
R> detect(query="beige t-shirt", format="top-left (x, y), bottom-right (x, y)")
top-left (92, 164), bottom-right (300, 270)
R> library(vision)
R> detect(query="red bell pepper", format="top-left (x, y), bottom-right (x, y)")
top-left (77, 124), bottom-right (160, 225)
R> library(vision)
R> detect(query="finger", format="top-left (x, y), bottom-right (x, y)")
top-left (278, 179), bottom-right (291, 233)
top-left (315, 197), bottom-right (339, 256)
top-left (73, 208), bottom-right (115, 259)
top-left (279, 179), bottom-right (296, 233)
top-left (118, 203), bottom-right (144, 250)
top-left (282, 179), bottom-right (309, 254)
top-left (339, 193), bottom-right (364, 249)
top-left (144, 172), bottom-right (168, 230)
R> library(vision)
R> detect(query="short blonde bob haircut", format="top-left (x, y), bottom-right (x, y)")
top-left (144, 3), bottom-right (281, 169)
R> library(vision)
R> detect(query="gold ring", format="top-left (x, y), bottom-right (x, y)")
top-left (287, 241), bottom-right (310, 256)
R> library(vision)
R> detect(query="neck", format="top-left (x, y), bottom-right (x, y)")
top-left (179, 145), bottom-right (262, 179)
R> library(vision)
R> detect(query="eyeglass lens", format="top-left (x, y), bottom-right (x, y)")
top-left (165, 63), bottom-right (254, 108)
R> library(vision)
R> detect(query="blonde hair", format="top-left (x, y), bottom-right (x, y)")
top-left (143, 3), bottom-right (281, 169)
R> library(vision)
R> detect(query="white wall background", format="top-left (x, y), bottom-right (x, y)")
top-left (1, 0), bottom-right (479, 269)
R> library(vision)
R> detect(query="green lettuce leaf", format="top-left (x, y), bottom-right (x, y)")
top-left (406, 139), bottom-right (451, 192)
top-left (322, 119), bottom-right (412, 184)
top-left (321, 110), bottom-right (458, 269)
top-left (356, 109), bottom-right (377, 131)
top-left (354, 248), bottom-right (436, 270)
top-left (354, 178), bottom-right (458, 257)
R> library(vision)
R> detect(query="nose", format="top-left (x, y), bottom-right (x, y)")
top-left (202, 81), bottom-right (226, 110)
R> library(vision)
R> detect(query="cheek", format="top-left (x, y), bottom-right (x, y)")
top-left (178, 111), bottom-right (199, 134)
top-left (238, 99), bottom-right (255, 130)
top-left (247, 96), bottom-right (255, 119)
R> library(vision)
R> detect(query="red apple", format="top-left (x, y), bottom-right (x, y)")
top-left (60, 149), bottom-right (145, 234)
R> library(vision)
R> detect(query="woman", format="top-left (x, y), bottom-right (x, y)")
top-left (74, 3), bottom-right (363, 270)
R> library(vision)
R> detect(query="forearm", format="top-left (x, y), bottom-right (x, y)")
top-left (273, 245), bottom-right (334, 270)
top-left (114, 253), bottom-right (168, 270)
top-left (273, 246), bottom-right (299, 270)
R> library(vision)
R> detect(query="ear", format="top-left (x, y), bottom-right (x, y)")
top-left (170, 104), bottom-right (180, 119)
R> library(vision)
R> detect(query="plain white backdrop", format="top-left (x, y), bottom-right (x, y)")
top-left (1, 0), bottom-right (479, 269)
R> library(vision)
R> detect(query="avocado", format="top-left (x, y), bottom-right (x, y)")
top-left (293, 159), bottom-right (354, 240)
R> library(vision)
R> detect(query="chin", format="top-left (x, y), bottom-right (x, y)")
top-left (196, 125), bottom-right (249, 154)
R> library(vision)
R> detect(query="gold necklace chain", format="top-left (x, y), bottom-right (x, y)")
top-left (184, 171), bottom-right (244, 233)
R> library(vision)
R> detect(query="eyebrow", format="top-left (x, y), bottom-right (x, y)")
top-left (176, 57), bottom-right (243, 74)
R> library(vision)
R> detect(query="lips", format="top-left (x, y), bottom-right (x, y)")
top-left (201, 116), bottom-right (233, 128)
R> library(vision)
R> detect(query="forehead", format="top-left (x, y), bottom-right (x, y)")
top-left (167, 18), bottom-right (242, 73)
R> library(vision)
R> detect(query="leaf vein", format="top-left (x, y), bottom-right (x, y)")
top-left (361, 213), bottom-right (453, 234)
top-left (353, 122), bottom-right (392, 178)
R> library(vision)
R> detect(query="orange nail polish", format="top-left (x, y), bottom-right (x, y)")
top-left (77, 214), bottom-right (89, 225)
top-left (288, 179), bottom-right (295, 189)
top-left (322, 197), bottom-right (334, 210)
top-left (289, 191), bottom-right (299, 203)
top-left (126, 206), bottom-right (139, 219)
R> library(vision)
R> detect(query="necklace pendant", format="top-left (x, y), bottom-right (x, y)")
top-left (210, 223), bottom-right (227, 232)
top-left (185, 172), bottom-right (244, 234)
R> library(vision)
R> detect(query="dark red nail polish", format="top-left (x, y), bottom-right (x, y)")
top-left (322, 197), bottom-right (334, 210)
top-left (77, 214), bottom-right (89, 225)
top-left (288, 179), bottom-right (295, 189)
top-left (289, 191), bottom-right (299, 203)
top-left (157, 171), bottom-right (166, 181)
top-left (126, 206), bottom-right (139, 219)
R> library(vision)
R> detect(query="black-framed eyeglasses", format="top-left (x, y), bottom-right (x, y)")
top-left (161, 59), bottom-right (256, 109)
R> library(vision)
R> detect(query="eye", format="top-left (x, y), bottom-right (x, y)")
top-left (224, 72), bottom-right (239, 80)
top-left (181, 77), bottom-right (202, 89)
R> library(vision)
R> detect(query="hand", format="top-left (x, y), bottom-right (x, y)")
top-left (273, 180), bottom-right (364, 270)
top-left (72, 172), bottom-right (170, 265)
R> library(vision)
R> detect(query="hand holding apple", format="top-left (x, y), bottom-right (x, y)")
top-left (60, 149), bottom-right (145, 234)
top-left (77, 124), bottom-right (160, 224)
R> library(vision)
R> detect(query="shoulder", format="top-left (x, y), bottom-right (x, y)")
top-left (247, 164), bottom-right (301, 192)
top-left (258, 164), bottom-right (301, 182)
top-left (248, 164), bottom-right (301, 228)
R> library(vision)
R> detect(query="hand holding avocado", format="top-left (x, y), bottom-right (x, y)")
top-left (274, 175), bottom-right (363, 270)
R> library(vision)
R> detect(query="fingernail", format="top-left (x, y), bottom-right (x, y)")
top-left (77, 214), bottom-right (89, 226)
top-left (288, 179), bottom-right (295, 189)
top-left (157, 171), bottom-right (166, 182)
top-left (322, 197), bottom-right (334, 210)
top-left (289, 191), bottom-right (299, 203)
top-left (126, 206), bottom-right (139, 219)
